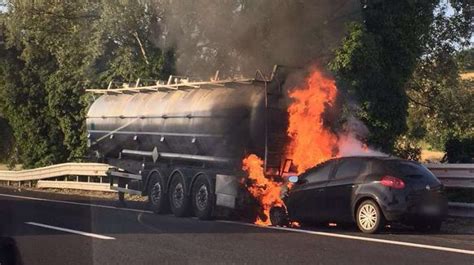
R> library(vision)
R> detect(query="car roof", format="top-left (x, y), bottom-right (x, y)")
top-left (337, 155), bottom-right (395, 160)
top-left (334, 155), bottom-right (421, 164)
top-left (308, 156), bottom-right (417, 171)
top-left (302, 156), bottom-right (422, 175)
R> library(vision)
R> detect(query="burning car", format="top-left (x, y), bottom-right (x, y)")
top-left (270, 156), bottom-right (448, 234)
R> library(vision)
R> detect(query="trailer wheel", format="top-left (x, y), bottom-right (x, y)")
top-left (147, 176), bottom-right (169, 214)
top-left (169, 175), bottom-right (191, 217)
top-left (192, 175), bottom-right (214, 220)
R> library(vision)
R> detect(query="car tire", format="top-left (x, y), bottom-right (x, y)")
top-left (169, 175), bottom-right (191, 217)
top-left (270, 206), bottom-right (289, 227)
top-left (147, 176), bottom-right (170, 214)
top-left (356, 200), bottom-right (385, 234)
top-left (414, 220), bottom-right (442, 233)
top-left (192, 176), bottom-right (214, 220)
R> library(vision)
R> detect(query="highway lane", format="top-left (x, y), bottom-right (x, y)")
top-left (0, 187), bottom-right (473, 265)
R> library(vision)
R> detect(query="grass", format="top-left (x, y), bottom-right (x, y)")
top-left (0, 164), bottom-right (23, 170)
top-left (420, 149), bottom-right (445, 163)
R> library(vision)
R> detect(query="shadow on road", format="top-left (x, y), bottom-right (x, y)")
top-left (0, 237), bottom-right (23, 265)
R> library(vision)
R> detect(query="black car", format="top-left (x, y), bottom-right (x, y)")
top-left (270, 156), bottom-right (448, 234)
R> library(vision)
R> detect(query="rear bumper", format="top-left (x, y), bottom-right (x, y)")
top-left (383, 208), bottom-right (447, 223)
top-left (381, 193), bottom-right (448, 224)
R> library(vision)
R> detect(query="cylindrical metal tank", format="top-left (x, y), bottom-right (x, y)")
top-left (86, 83), bottom-right (267, 163)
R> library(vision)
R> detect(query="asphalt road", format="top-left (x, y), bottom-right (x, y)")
top-left (0, 187), bottom-right (473, 265)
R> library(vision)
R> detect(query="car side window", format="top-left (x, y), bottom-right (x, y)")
top-left (305, 161), bottom-right (334, 183)
top-left (370, 160), bottom-right (385, 175)
top-left (334, 159), bottom-right (368, 180)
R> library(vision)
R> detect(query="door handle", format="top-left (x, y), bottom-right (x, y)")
top-left (317, 188), bottom-right (324, 192)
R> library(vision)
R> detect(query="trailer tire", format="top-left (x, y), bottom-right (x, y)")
top-left (192, 175), bottom-right (214, 220)
top-left (147, 176), bottom-right (169, 214)
top-left (169, 175), bottom-right (191, 217)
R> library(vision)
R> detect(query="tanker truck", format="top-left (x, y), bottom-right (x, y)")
top-left (86, 66), bottom-right (294, 220)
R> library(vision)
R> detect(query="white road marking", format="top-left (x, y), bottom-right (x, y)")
top-left (2, 192), bottom-right (474, 255)
top-left (0, 193), bottom-right (153, 214)
top-left (216, 220), bottom-right (474, 256)
top-left (25, 222), bottom-right (115, 240)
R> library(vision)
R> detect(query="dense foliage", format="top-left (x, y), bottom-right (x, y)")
top-left (0, 117), bottom-right (13, 163)
top-left (0, 0), bottom-right (174, 168)
top-left (445, 138), bottom-right (474, 163)
top-left (330, 0), bottom-right (439, 153)
top-left (404, 1), bottom-right (473, 157)
top-left (330, 0), bottom-right (472, 159)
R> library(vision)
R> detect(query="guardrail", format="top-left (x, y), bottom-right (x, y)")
top-left (36, 180), bottom-right (113, 192)
top-left (0, 163), bottom-right (111, 182)
top-left (425, 164), bottom-right (474, 188)
top-left (0, 162), bottom-right (472, 191)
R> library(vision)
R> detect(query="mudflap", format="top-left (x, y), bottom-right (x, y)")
top-left (215, 174), bottom-right (239, 209)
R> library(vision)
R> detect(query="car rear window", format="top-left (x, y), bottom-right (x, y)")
top-left (386, 161), bottom-right (439, 182)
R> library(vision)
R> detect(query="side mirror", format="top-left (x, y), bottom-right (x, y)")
top-left (288, 176), bottom-right (299, 183)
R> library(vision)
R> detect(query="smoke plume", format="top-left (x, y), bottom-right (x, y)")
top-left (336, 116), bottom-right (377, 155)
top-left (153, 0), bottom-right (361, 77)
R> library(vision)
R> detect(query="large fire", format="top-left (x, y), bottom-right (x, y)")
top-left (243, 68), bottom-right (340, 226)
top-left (286, 69), bottom-right (339, 174)
top-left (242, 154), bottom-right (284, 226)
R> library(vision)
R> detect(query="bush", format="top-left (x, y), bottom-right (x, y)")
top-left (444, 138), bottom-right (474, 163)
top-left (394, 137), bottom-right (421, 161)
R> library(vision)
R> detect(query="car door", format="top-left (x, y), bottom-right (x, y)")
top-left (287, 160), bottom-right (335, 222)
top-left (325, 158), bottom-right (369, 222)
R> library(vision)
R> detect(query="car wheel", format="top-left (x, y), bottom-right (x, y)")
top-left (415, 220), bottom-right (442, 233)
top-left (147, 176), bottom-right (169, 214)
top-left (270, 206), bottom-right (289, 227)
top-left (169, 175), bottom-right (191, 217)
top-left (356, 200), bottom-right (385, 234)
top-left (192, 176), bottom-right (214, 220)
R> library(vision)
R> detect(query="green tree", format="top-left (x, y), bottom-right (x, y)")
top-left (405, 1), bottom-right (473, 151)
top-left (457, 48), bottom-right (474, 71)
top-left (94, 0), bottom-right (174, 83)
top-left (0, 116), bottom-right (13, 162)
top-left (0, 42), bottom-right (67, 167)
top-left (0, 0), bottom-right (174, 168)
top-left (330, 0), bottom-right (438, 153)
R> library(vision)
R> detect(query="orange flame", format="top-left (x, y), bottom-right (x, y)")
top-left (242, 154), bottom-right (283, 226)
top-left (243, 68), bottom-right (340, 226)
top-left (286, 69), bottom-right (339, 173)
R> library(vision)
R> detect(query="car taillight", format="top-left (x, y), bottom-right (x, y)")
top-left (380, 176), bottom-right (405, 189)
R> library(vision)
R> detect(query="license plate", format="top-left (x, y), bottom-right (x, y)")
top-left (421, 205), bottom-right (440, 215)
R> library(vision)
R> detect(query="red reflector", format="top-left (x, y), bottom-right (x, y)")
top-left (380, 176), bottom-right (405, 189)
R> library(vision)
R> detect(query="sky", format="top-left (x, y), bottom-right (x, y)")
top-left (445, 1), bottom-right (474, 44)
